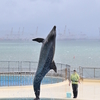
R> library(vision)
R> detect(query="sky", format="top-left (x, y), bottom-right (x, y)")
top-left (0, 0), bottom-right (100, 39)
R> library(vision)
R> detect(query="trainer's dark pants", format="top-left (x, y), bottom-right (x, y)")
top-left (72, 84), bottom-right (78, 98)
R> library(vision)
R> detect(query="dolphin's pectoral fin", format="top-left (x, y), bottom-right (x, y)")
top-left (32, 38), bottom-right (44, 43)
top-left (50, 61), bottom-right (57, 73)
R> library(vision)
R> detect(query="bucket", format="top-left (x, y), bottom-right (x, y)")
top-left (66, 92), bottom-right (71, 98)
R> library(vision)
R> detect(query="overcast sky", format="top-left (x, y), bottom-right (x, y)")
top-left (0, 0), bottom-right (100, 39)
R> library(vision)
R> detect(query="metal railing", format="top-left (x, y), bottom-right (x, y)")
top-left (0, 61), bottom-right (70, 86)
top-left (79, 66), bottom-right (100, 79)
top-left (69, 66), bottom-right (100, 80)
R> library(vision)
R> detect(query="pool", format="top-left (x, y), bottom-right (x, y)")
top-left (0, 75), bottom-right (64, 86)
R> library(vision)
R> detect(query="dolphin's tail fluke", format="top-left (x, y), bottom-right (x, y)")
top-left (34, 90), bottom-right (40, 100)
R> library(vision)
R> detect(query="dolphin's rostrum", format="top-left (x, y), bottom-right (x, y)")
top-left (32, 26), bottom-right (57, 100)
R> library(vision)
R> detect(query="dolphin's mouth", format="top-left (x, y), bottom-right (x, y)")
top-left (53, 26), bottom-right (56, 31)
top-left (52, 26), bottom-right (56, 35)
top-left (47, 26), bottom-right (56, 40)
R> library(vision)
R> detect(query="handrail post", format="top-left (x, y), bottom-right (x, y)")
top-left (82, 68), bottom-right (83, 81)
top-left (61, 64), bottom-right (62, 77)
top-left (94, 68), bottom-right (95, 78)
top-left (8, 61), bottom-right (10, 72)
top-left (29, 61), bottom-right (31, 72)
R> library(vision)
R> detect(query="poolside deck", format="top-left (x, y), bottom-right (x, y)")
top-left (0, 80), bottom-right (100, 100)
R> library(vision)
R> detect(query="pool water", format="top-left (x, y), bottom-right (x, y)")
top-left (0, 98), bottom-right (66, 100)
top-left (0, 75), bottom-right (63, 86)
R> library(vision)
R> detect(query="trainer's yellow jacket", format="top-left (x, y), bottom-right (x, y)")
top-left (71, 73), bottom-right (80, 84)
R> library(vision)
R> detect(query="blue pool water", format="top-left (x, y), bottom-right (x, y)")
top-left (0, 75), bottom-right (63, 86)
top-left (0, 98), bottom-right (65, 100)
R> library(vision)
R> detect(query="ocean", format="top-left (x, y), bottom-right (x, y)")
top-left (0, 39), bottom-right (100, 68)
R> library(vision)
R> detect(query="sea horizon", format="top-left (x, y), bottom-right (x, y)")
top-left (0, 39), bottom-right (100, 68)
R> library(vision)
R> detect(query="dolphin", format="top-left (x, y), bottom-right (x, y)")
top-left (32, 26), bottom-right (57, 100)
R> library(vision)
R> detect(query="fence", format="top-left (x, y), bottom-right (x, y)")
top-left (79, 66), bottom-right (100, 79)
top-left (69, 66), bottom-right (100, 80)
top-left (0, 61), bottom-right (70, 86)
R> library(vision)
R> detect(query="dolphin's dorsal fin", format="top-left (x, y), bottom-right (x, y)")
top-left (50, 61), bottom-right (57, 73)
top-left (32, 38), bottom-right (44, 43)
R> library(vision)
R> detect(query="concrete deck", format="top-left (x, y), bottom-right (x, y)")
top-left (0, 80), bottom-right (100, 100)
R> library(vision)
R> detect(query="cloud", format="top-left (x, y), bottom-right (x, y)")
top-left (0, 0), bottom-right (100, 38)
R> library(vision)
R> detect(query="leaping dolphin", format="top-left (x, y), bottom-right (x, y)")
top-left (32, 26), bottom-right (57, 100)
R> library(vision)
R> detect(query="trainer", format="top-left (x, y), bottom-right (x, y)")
top-left (69, 70), bottom-right (80, 98)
